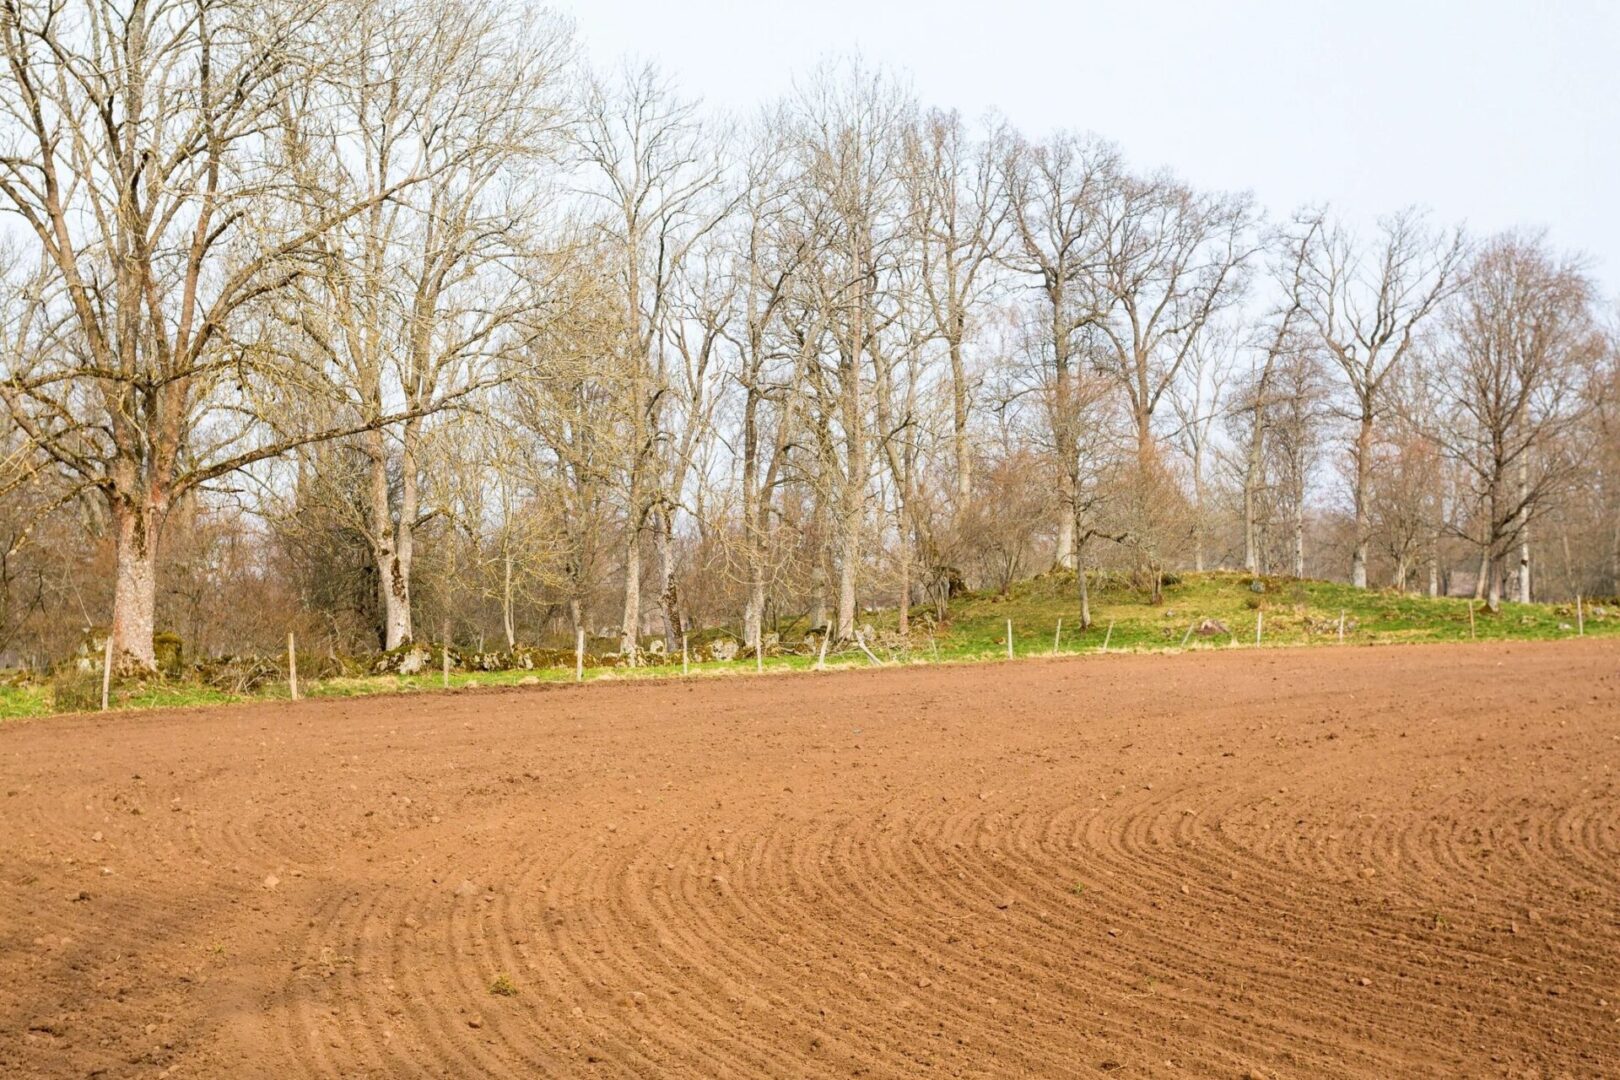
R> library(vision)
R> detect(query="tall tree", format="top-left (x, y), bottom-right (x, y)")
top-left (0, 0), bottom-right (452, 667)
top-left (1427, 232), bottom-right (1599, 612)
top-left (575, 62), bottom-right (727, 661)
top-left (291, 0), bottom-right (570, 648)
top-left (1294, 207), bottom-right (1465, 588)
top-left (1002, 132), bottom-right (1118, 570)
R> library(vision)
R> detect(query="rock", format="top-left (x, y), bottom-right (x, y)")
top-left (1357, 976), bottom-right (1371, 987)
top-left (517, 676), bottom-right (540, 686)
top-left (453, 879), bottom-right (481, 897)
top-left (996, 894), bottom-right (1017, 910)
top-left (263, 874), bottom-right (280, 891)
top-left (466, 1016), bottom-right (483, 1029)
top-left (91, 831), bottom-right (103, 843)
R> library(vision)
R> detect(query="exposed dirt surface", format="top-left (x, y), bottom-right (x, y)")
top-left (4, 640), bottom-right (1620, 1078)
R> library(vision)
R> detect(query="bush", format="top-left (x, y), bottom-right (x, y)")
top-left (50, 666), bottom-right (103, 712)
top-left (153, 632), bottom-right (184, 677)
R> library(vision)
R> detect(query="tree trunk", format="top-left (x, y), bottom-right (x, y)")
top-left (502, 553), bottom-right (516, 649)
top-left (1292, 496), bottom-right (1305, 579)
top-left (836, 523), bottom-right (858, 642)
top-left (1054, 507), bottom-right (1076, 571)
top-left (1517, 457), bottom-right (1531, 603)
top-left (744, 579), bottom-right (765, 654)
top-left (367, 425), bottom-right (414, 650)
top-left (1192, 441), bottom-right (1206, 573)
top-left (1076, 541), bottom-right (1092, 629)
top-left (110, 500), bottom-right (161, 670)
top-left (620, 533), bottom-right (641, 663)
top-left (380, 545), bottom-right (412, 650)
top-left (1517, 529), bottom-right (1531, 604)
top-left (897, 541), bottom-right (910, 636)
top-left (1242, 398), bottom-right (1266, 574)
top-left (809, 562), bottom-right (827, 633)
top-left (1350, 412), bottom-right (1373, 588)
top-left (949, 334), bottom-right (972, 504)
top-left (653, 506), bottom-right (681, 651)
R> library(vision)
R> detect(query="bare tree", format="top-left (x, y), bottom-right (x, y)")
top-left (1168, 327), bottom-right (1237, 572)
top-left (575, 62), bottom-right (728, 661)
top-left (288, 0), bottom-right (570, 648)
top-left (902, 109), bottom-right (1007, 504)
top-left (1294, 207), bottom-right (1466, 588)
top-left (1001, 132), bottom-right (1118, 569)
top-left (1426, 232), bottom-right (1599, 611)
top-left (0, 0), bottom-right (486, 668)
top-left (788, 61), bottom-right (912, 641)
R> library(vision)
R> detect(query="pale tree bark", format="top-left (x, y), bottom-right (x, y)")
top-left (903, 110), bottom-right (1007, 508)
top-left (576, 63), bottom-right (728, 662)
top-left (788, 61), bottom-right (910, 641)
top-left (0, 0), bottom-right (477, 668)
top-left (1003, 133), bottom-right (1118, 571)
top-left (1239, 225), bottom-right (1314, 573)
top-left (292, 0), bottom-right (566, 649)
top-left (1294, 207), bottom-right (1465, 590)
top-left (1427, 232), bottom-right (1597, 613)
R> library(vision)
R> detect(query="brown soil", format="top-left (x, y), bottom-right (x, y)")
top-left (3, 640), bottom-right (1619, 1078)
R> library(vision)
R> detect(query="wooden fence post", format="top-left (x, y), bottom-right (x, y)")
top-left (1255, 610), bottom-right (1263, 646)
top-left (682, 632), bottom-right (689, 675)
top-left (816, 633), bottom-right (829, 670)
top-left (1006, 619), bottom-right (1013, 660)
top-left (575, 627), bottom-right (585, 682)
top-left (287, 631), bottom-right (299, 701)
top-left (1337, 609), bottom-right (1345, 643)
top-left (1101, 619), bottom-right (1114, 653)
top-left (1052, 618), bottom-right (1062, 656)
top-left (755, 627), bottom-right (763, 673)
top-left (1576, 594), bottom-right (1584, 636)
top-left (855, 630), bottom-right (883, 666)
top-left (441, 621), bottom-right (450, 690)
top-left (1468, 600), bottom-right (1476, 640)
top-left (101, 635), bottom-right (113, 712)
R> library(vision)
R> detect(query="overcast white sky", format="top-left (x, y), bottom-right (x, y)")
top-left (559, 0), bottom-right (1619, 291)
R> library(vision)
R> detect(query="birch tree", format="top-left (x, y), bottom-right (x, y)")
top-left (290, 0), bottom-right (571, 648)
top-left (575, 63), bottom-right (727, 661)
top-left (1001, 132), bottom-right (1118, 570)
top-left (1294, 207), bottom-right (1465, 588)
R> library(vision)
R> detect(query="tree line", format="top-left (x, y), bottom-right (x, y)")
top-left (2, 0), bottom-right (1617, 671)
